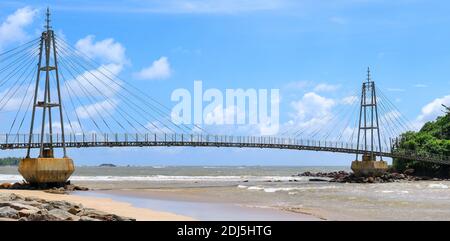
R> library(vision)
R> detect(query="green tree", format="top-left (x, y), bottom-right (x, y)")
top-left (0, 157), bottom-right (21, 166)
top-left (393, 110), bottom-right (450, 177)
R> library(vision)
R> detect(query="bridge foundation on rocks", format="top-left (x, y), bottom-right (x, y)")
top-left (351, 154), bottom-right (388, 177)
top-left (351, 68), bottom-right (388, 177)
top-left (19, 149), bottom-right (74, 185)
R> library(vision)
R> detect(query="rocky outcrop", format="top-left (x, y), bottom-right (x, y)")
top-left (297, 170), bottom-right (449, 183)
top-left (0, 193), bottom-right (135, 221)
top-left (0, 182), bottom-right (88, 194)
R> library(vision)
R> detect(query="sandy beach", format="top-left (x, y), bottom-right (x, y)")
top-left (0, 189), bottom-right (193, 221)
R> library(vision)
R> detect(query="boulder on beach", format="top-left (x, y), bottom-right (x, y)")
top-left (0, 193), bottom-right (134, 221)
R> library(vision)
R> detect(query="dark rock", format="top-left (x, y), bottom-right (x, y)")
top-left (68, 207), bottom-right (80, 215)
top-left (0, 202), bottom-right (40, 212)
top-left (79, 216), bottom-right (100, 221)
top-left (309, 178), bottom-right (328, 182)
top-left (74, 186), bottom-right (89, 191)
top-left (65, 184), bottom-right (76, 191)
top-left (44, 187), bottom-right (67, 194)
top-left (0, 183), bottom-right (12, 189)
top-left (18, 209), bottom-right (42, 218)
top-left (404, 169), bottom-right (415, 175)
top-left (0, 206), bottom-right (19, 219)
top-left (8, 193), bottom-right (23, 201)
top-left (48, 209), bottom-right (80, 221)
top-left (0, 193), bottom-right (133, 221)
top-left (297, 169), bottom-right (447, 184)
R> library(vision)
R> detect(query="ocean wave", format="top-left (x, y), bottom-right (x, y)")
top-left (247, 186), bottom-right (264, 190)
top-left (378, 190), bottom-right (409, 194)
top-left (428, 183), bottom-right (448, 189)
top-left (0, 174), bottom-right (307, 183)
top-left (244, 185), bottom-right (339, 193)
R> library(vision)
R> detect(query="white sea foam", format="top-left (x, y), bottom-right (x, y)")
top-left (245, 185), bottom-right (339, 193)
top-left (428, 183), bottom-right (448, 189)
top-left (379, 190), bottom-right (409, 194)
top-left (381, 190), bottom-right (394, 193)
top-left (237, 185), bottom-right (247, 188)
top-left (0, 174), bottom-right (307, 183)
top-left (0, 174), bottom-right (23, 182)
top-left (247, 186), bottom-right (264, 190)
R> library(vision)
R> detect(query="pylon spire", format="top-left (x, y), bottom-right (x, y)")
top-left (366, 67), bottom-right (371, 83)
top-left (26, 8), bottom-right (67, 158)
top-left (45, 7), bottom-right (51, 31)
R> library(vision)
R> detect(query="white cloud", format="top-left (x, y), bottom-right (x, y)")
top-left (51, 121), bottom-right (83, 134)
top-left (283, 80), bottom-right (311, 90)
top-left (75, 35), bottom-right (127, 64)
top-left (171, 0), bottom-right (282, 13)
top-left (145, 121), bottom-right (176, 134)
top-left (413, 84), bottom-right (427, 88)
top-left (134, 56), bottom-right (172, 80)
top-left (313, 83), bottom-right (340, 92)
top-left (203, 104), bottom-right (245, 125)
top-left (0, 83), bottom-right (35, 111)
top-left (289, 92), bottom-right (335, 130)
top-left (416, 95), bottom-right (450, 126)
top-left (64, 63), bottom-right (123, 98)
top-left (387, 88), bottom-right (405, 92)
top-left (341, 95), bottom-right (358, 105)
top-left (53, 0), bottom-right (284, 14)
top-left (383, 110), bottom-right (401, 122)
top-left (75, 99), bottom-right (118, 119)
top-left (0, 7), bottom-right (38, 50)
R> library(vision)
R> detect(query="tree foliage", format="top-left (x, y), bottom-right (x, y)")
top-left (0, 157), bottom-right (20, 166)
top-left (393, 111), bottom-right (450, 177)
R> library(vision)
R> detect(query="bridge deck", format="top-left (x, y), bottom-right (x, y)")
top-left (0, 133), bottom-right (448, 165)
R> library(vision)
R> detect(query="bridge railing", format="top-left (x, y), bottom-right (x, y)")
top-left (0, 133), bottom-right (391, 153)
top-left (0, 134), bottom-right (447, 164)
top-left (391, 147), bottom-right (450, 164)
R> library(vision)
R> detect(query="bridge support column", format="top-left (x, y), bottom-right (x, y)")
top-left (17, 9), bottom-right (74, 186)
top-left (18, 149), bottom-right (74, 185)
top-left (351, 154), bottom-right (388, 177)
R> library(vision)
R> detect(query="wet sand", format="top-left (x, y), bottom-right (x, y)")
top-left (75, 188), bottom-right (324, 220)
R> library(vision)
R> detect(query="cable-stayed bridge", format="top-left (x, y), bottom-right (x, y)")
top-left (0, 9), bottom-right (448, 184)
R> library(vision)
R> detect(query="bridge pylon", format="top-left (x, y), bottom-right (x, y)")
top-left (351, 67), bottom-right (388, 176)
top-left (18, 8), bottom-right (74, 186)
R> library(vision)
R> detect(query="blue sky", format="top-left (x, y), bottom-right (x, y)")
top-left (0, 0), bottom-right (449, 166)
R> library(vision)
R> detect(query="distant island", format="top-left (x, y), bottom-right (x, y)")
top-left (0, 157), bottom-right (20, 166)
top-left (99, 163), bottom-right (117, 167)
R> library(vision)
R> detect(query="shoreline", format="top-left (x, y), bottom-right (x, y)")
top-left (80, 188), bottom-right (325, 221)
top-left (0, 188), bottom-right (323, 221)
top-left (0, 189), bottom-right (194, 221)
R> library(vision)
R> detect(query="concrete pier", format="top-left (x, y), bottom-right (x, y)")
top-left (351, 154), bottom-right (388, 177)
top-left (18, 149), bottom-right (74, 184)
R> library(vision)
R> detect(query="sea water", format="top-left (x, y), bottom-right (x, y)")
top-left (1, 166), bottom-right (449, 220)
